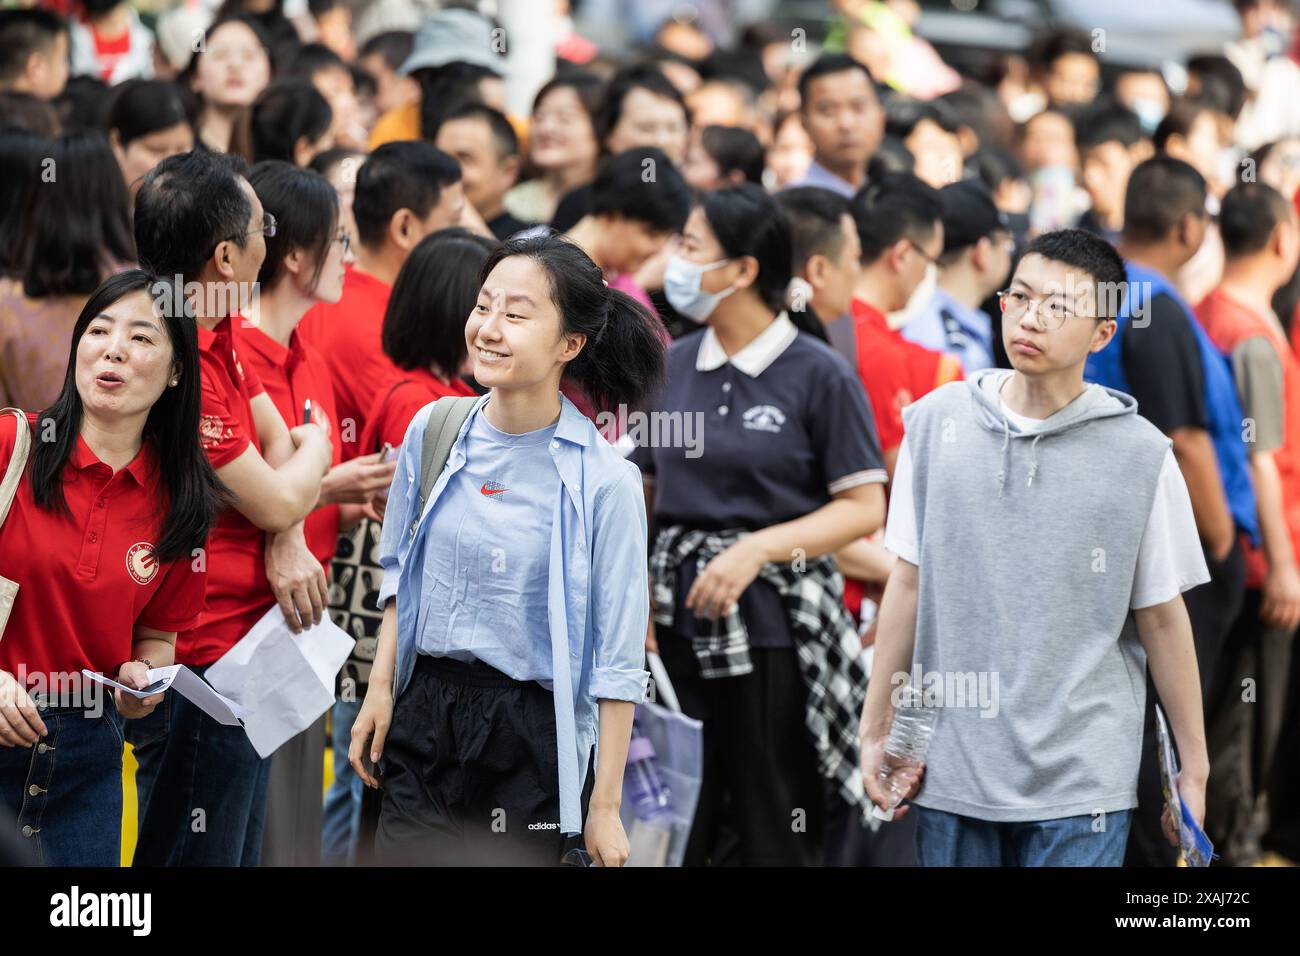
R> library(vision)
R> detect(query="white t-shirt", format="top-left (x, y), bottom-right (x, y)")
top-left (884, 396), bottom-right (1211, 609)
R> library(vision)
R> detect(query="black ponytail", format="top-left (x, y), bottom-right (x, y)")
top-left (698, 183), bottom-right (828, 342)
top-left (785, 298), bottom-right (829, 342)
top-left (478, 233), bottom-right (665, 414)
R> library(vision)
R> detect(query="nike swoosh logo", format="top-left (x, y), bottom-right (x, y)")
top-left (480, 484), bottom-right (507, 496)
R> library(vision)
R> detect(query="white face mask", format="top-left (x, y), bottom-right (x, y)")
top-left (664, 254), bottom-right (736, 323)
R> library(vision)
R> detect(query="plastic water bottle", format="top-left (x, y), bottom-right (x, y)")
top-left (625, 729), bottom-right (673, 866)
top-left (626, 732), bottom-right (672, 820)
top-left (872, 684), bottom-right (940, 821)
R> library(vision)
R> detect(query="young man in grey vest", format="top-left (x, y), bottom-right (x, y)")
top-left (859, 228), bottom-right (1211, 865)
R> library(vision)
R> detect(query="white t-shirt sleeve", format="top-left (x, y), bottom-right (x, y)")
top-left (883, 435), bottom-right (919, 565)
top-left (1130, 447), bottom-right (1212, 609)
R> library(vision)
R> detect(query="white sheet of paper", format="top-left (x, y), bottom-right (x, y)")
top-left (205, 607), bottom-right (354, 758)
top-left (81, 665), bottom-right (249, 726)
top-left (81, 667), bottom-right (176, 698)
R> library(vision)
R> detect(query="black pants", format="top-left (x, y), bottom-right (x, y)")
top-left (657, 628), bottom-right (825, 866)
top-left (375, 654), bottom-right (580, 866)
top-left (1204, 588), bottom-right (1297, 865)
top-left (1262, 628), bottom-right (1300, 861)
top-left (1125, 538), bottom-right (1244, 867)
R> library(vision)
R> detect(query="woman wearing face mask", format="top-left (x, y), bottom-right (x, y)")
top-left (633, 183), bottom-right (887, 866)
top-left (349, 233), bottom-right (662, 866)
top-left (0, 270), bottom-right (221, 866)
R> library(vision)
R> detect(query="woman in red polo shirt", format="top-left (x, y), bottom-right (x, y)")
top-left (360, 228), bottom-right (491, 456)
top-left (0, 270), bottom-right (219, 866)
top-left (243, 160), bottom-right (397, 865)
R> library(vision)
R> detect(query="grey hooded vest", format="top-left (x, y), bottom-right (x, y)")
top-left (901, 369), bottom-right (1169, 821)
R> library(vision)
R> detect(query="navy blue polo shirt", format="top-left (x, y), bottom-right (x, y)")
top-left (631, 312), bottom-right (886, 647)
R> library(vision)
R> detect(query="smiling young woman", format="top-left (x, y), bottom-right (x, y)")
top-left (349, 233), bottom-right (663, 866)
top-left (0, 269), bottom-right (221, 867)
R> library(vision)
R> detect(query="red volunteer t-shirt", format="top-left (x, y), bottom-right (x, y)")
top-left (91, 24), bottom-right (131, 83)
top-left (850, 297), bottom-right (963, 455)
top-left (0, 413), bottom-right (206, 682)
top-left (1199, 288), bottom-right (1300, 588)
top-left (182, 315), bottom-right (269, 666)
top-left (844, 298), bottom-right (961, 622)
top-left (298, 266), bottom-right (398, 461)
top-left (242, 325), bottom-right (343, 567)
top-left (361, 367), bottom-right (477, 455)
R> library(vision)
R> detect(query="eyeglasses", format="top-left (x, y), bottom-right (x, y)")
top-left (991, 230), bottom-right (1017, 254)
top-left (907, 239), bottom-right (941, 266)
top-left (996, 288), bottom-right (1090, 331)
top-left (228, 211), bottom-right (276, 243)
top-left (207, 211), bottom-right (277, 260)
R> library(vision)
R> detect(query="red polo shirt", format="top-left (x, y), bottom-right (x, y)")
top-left (845, 298), bottom-right (961, 622)
top-left (298, 266), bottom-right (398, 461)
top-left (242, 325), bottom-right (343, 565)
top-left (850, 298), bottom-right (962, 455)
top-left (183, 314), bottom-right (269, 667)
top-left (0, 413), bottom-right (206, 682)
top-left (361, 367), bottom-right (477, 455)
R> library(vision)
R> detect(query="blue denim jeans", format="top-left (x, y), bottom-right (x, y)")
top-left (0, 704), bottom-right (124, 866)
top-left (321, 698), bottom-right (362, 866)
top-left (126, 665), bottom-right (271, 866)
top-left (915, 805), bottom-right (1134, 866)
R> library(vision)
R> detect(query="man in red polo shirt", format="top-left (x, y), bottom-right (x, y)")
top-left (849, 173), bottom-right (963, 478)
top-left (128, 150), bottom-right (336, 867)
top-left (298, 141), bottom-right (466, 460)
top-left (1196, 181), bottom-right (1300, 866)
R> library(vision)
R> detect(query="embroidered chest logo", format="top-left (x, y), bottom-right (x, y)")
top-left (126, 542), bottom-right (158, 585)
top-left (480, 480), bottom-right (508, 498)
top-left (199, 414), bottom-right (233, 450)
top-left (742, 404), bottom-right (786, 433)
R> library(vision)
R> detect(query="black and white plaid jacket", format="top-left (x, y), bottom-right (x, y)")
top-left (650, 525), bottom-right (872, 819)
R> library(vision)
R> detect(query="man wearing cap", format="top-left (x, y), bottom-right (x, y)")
top-left (904, 180), bottom-right (1015, 373)
top-left (368, 7), bottom-right (509, 149)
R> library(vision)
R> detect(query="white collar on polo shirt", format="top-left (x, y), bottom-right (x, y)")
top-left (695, 311), bottom-right (799, 378)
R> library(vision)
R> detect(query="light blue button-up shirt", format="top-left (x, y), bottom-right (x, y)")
top-left (787, 159), bottom-right (860, 198)
top-left (377, 393), bottom-right (651, 835)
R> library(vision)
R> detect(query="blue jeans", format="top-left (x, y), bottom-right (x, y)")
top-left (321, 698), bottom-right (362, 866)
top-left (126, 665), bottom-right (271, 866)
top-left (0, 704), bottom-right (124, 866)
top-left (915, 805), bottom-right (1134, 866)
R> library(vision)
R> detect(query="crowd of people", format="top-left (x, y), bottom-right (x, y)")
top-left (0, 0), bottom-right (1298, 868)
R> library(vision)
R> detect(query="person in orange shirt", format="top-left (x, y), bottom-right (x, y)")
top-left (849, 172), bottom-right (963, 478)
top-left (1196, 181), bottom-right (1300, 866)
top-left (367, 8), bottom-right (509, 151)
